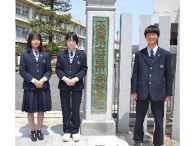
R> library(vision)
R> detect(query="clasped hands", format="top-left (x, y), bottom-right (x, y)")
top-left (34, 78), bottom-right (45, 88)
top-left (63, 77), bottom-right (78, 86)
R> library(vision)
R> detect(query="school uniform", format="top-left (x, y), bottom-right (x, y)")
top-left (56, 48), bottom-right (87, 134)
top-left (19, 49), bottom-right (52, 113)
top-left (131, 45), bottom-right (173, 146)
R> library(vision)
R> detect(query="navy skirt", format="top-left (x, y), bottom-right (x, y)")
top-left (22, 88), bottom-right (52, 113)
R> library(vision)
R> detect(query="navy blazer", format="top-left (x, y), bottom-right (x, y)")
top-left (19, 50), bottom-right (52, 90)
top-left (131, 47), bottom-right (173, 101)
top-left (56, 49), bottom-right (88, 90)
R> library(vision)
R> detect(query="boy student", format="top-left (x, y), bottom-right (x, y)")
top-left (131, 25), bottom-right (172, 146)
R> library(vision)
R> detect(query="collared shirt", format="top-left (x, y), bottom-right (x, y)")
top-left (32, 48), bottom-right (39, 61)
top-left (68, 48), bottom-right (76, 63)
top-left (147, 45), bottom-right (158, 57)
top-left (31, 48), bottom-right (47, 83)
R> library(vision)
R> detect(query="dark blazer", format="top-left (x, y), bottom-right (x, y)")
top-left (131, 47), bottom-right (173, 101)
top-left (56, 49), bottom-right (88, 90)
top-left (19, 50), bottom-right (52, 90)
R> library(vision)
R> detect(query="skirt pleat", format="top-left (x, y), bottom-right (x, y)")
top-left (22, 88), bottom-right (52, 113)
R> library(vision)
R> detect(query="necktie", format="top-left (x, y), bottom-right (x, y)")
top-left (149, 50), bottom-right (154, 63)
top-left (70, 51), bottom-right (73, 57)
top-left (35, 50), bottom-right (39, 56)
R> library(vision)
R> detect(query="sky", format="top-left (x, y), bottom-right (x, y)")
top-left (68, 0), bottom-right (154, 45)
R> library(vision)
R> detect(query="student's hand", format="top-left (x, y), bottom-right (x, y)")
top-left (165, 95), bottom-right (171, 102)
top-left (132, 93), bottom-right (137, 101)
top-left (38, 78), bottom-right (45, 88)
top-left (70, 77), bottom-right (78, 86)
top-left (34, 79), bottom-right (42, 88)
top-left (63, 77), bottom-right (72, 86)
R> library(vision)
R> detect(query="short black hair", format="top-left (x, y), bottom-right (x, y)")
top-left (144, 25), bottom-right (160, 37)
top-left (65, 32), bottom-right (79, 45)
top-left (26, 31), bottom-right (43, 51)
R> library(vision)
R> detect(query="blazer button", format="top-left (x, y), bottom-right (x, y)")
top-left (69, 71), bottom-right (71, 73)
top-left (37, 70), bottom-right (39, 72)
top-left (150, 67), bottom-right (152, 69)
top-left (149, 74), bottom-right (152, 77)
top-left (149, 82), bottom-right (151, 84)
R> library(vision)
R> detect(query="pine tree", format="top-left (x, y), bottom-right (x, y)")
top-left (29, 0), bottom-right (72, 55)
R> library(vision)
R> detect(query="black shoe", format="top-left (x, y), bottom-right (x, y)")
top-left (31, 131), bottom-right (37, 142)
top-left (37, 130), bottom-right (44, 140)
top-left (133, 141), bottom-right (142, 146)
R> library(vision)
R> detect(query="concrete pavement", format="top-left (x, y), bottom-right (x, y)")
top-left (15, 110), bottom-right (129, 146)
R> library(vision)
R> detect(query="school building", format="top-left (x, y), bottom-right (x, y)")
top-left (15, 0), bottom-right (86, 51)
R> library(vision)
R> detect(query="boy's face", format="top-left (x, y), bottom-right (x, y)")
top-left (145, 33), bottom-right (159, 46)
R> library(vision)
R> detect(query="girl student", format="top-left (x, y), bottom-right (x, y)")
top-left (19, 31), bottom-right (52, 142)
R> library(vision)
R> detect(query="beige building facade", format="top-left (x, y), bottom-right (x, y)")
top-left (15, 0), bottom-right (86, 50)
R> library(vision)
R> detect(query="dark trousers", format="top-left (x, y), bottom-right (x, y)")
top-left (60, 90), bottom-right (82, 134)
top-left (133, 95), bottom-right (164, 145)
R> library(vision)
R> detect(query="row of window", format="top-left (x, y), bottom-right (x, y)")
top-left (16, 3), bottom-right (86, 36)
top-left (16, 25), bottom-right (86, 47)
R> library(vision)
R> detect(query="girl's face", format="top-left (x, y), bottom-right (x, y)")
top-left (31, 35), bottom-right (40, 50)
top-left (66, 37), bottom-right (76, 51)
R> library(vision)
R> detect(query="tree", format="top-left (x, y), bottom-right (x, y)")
top-left (29, 0), bottom-right (72, 55)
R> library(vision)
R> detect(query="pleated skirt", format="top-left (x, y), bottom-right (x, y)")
top-left (22, 88), bottom-right (52, 113)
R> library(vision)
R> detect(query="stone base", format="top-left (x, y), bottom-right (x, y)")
top-left (81, 119), bottom-right (116, 135)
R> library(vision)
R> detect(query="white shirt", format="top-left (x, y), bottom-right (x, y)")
top-left (147, 45), bottom-right (158, 57)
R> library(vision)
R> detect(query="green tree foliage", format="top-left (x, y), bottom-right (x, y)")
top-left (29, 0), bottom-right (72, 55)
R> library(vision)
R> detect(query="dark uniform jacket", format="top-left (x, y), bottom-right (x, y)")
top-left (131, 47), bottom-right (173, 101)
top-left (19, 50), bottom-right (52, 90)
top-left (56, 49), bottom-right (88, 91)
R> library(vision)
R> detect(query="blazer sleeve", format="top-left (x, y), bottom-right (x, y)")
top-left (55, 53), bottom-right (66, 80)
top-left (43, 53), bottom-right (52, 80)
top-left (131, 52), bottom-right (138, 93)
top-left (165, 52), bottom-right (173, 96)
top-left (75, 52), bottom-right (88, 81)
top-left (19, 52), bottom-right (34, 83)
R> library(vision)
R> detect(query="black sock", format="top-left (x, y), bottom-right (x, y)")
top-left (37, 130), bottom-right (41, 133)
top-left (31, 130), bottom-right (36, 134)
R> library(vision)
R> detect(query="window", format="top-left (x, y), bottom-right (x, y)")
top-left (16, 3), bottom-right (28, 18)
top-left (72, 26), bottom-right (75, 32)
top-left (56, 35), bottom-right (61, 43)
top-left (64, 23), bottom-right (67, 29)
top-left (56, 23), bottom-right (61, 28)
top-left (77, 27), bottom-right (80, 35)
top-left (32, 12), bottom-right (40, 21)
top-left (83, 40), bottom-right (86, 48)
top-left (16, 25), bottom-right (29, 39)
top-left (83, 29), bottom-right (86, 36)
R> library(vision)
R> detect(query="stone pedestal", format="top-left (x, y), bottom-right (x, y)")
top-left (81, 0), bottom-right (116, 135)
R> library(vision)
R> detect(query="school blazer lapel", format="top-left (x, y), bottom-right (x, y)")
top-left (29, 50), bottom-right (37, 63)
top-left (63, 50), bottom-right (70, 64)
top-left (141, 47), bottom-right (150, 66)
top-left (72, 49), bottom-right (80, 64)
top-left (151, 47), bottom-right (162, 66)
top-left (37, 51), bottom-right (43, 63)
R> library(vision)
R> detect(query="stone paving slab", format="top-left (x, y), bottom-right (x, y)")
top-left (15, 110), bottom-right (129, 146)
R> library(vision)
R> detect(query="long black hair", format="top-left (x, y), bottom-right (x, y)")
top-left (26, 31), bottom-right (43, 51)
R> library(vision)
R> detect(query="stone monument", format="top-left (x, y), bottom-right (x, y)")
top-left (81, 0), bottom-right (116, 135)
